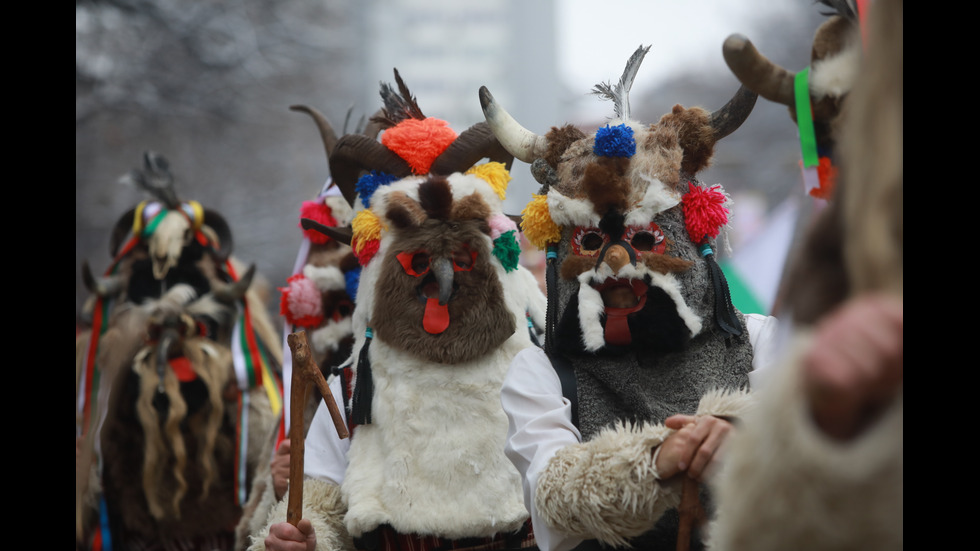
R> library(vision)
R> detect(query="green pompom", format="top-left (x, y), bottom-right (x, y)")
top-left (493, 230), bottom-right (521, 272)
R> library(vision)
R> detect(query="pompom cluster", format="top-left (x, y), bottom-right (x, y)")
top-left (593, 124), bottom-right (636, 158)
top-left (682, 182), bottom-right (730, 244)
top-left (279, 273), bottom-right (324, 328)
top-left (299, 200), bottom-right (337, 245)
top-left (466, 162), bottom-right (511, 200)
top-left (356, 171), bottom-right (399, 209)
top-left (381, 117), bottom-right (457, 175)
top-left (351, 210), bottom-right (384, 265)
top-left (521, 194), bottom-right (563, 249)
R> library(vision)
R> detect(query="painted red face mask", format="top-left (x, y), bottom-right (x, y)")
top-left (396, 247), bottom-right (477, 334)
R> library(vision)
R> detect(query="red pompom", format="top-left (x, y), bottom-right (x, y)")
top-left (300, 200), bottom-right (337, 245)
top-left (682, 183), bottom-right (729, 244)
top-left (381, 118), bottom-right (457, 175)
top-left (352, 238), bottom-right (380, 266)
top-left (279, 273), bottom-right (324, 328)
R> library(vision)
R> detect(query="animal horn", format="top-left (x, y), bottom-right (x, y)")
top-left (81, 260), bottom-right (126, 299)
top-left (479, 86), bottom-right (549, 163)
top-left (213, 264), bottom-right (256, 305)
top-left (362, 109), bottom-right (386, 140)
top-left (328, 134), bottom-right (413, 207)
top-left (722, 34), bottom-right (794, 108)
top-left (709, 84), bottom-right (759, 141)
top-left (301, 217), bottom-right (353, 246)
top-left (290, 105), bottom-right (339, 165)
top-left (430, 121), bottom-right (514, 175)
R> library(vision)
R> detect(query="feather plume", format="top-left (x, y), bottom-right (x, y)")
top-left (374, 68), bottom-right (427, 129)
top-left (119, 151), bottom-right (180, 208)
top-left (590, 45), bottom-right (651, 121)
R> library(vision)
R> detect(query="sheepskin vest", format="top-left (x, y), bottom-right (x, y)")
top-left (566, 315), bottom-right (754, 440)
top-left (552, 315), bottom-right (753, 551)
top-left (341, 333), bottom-right (530, 541)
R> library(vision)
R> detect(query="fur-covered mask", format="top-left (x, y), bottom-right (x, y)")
top-left (365, 174), bottom-right (517, 364)
top-left (482, 46), bottom-right (757, 356)
top-left (322, 69), bottom-right (523, 365)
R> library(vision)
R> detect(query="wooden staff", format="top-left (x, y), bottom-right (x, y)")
top-left (284, 330), bottom-right (350, 526)
top-left (676, 476), bottom-right (706, 551)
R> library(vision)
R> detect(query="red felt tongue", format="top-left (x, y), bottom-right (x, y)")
top-left (423, 297), bottom-right (450, 334)
top-left (604, 311), bottom-right (632, 346)
top-left (169, 356), bottom-right (197, 382)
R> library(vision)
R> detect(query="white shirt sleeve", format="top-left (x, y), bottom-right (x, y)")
top-left (743, 313), bottom-right (785, 390)
top-left (501, 319), bottom-right (781, 551)
top-left (500, 346), bottom-right (583, 551)
top-left (303, 374), bottom-right (351, 486)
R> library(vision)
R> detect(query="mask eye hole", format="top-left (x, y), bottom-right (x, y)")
top-left (625, 223), bottom-right (666, 254)
top-left (572, 227), bottom-right (607, 256)
top-left (396, 251), bottom-right (431, 277)
top-left (452, 248), bottom-right (476, 272)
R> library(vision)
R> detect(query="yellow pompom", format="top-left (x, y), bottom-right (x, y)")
top-left (466, 162), bottom-right (511, 200)
top-left (352, 209), bottom-right (384, 244)
top-left (521, 194), bottom-right (562, 249)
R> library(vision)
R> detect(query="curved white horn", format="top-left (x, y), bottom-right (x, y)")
top-left (479, 86), bottom-right (549, 163)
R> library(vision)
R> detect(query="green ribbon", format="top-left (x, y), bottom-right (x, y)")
top-left (795, 67), bottom-right (819, 168)
top-left (141, 209), bottom-right (169, 237)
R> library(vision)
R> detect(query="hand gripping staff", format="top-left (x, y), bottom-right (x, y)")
top-left (285, 330), bottom-right (349, 526)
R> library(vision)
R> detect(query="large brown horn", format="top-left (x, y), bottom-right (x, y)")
top-left (709, 84), bottom-right (759, 141)
top-left (301, 217), bottom-right (353, 247)
top-left (362, 109), bottom-right (386, 140)
top-left (479, 86), bottom-right (550, 163)
top-left (290, 105), bottom-right (339, 165)
top-left (430, 121), bottom-right (514, 175)
top-left (722, 34), bottom-right (795, 108)
top-left (328, 134), bottom-right (413, 207)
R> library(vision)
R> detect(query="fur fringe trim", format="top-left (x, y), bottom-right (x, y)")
top-left (247, 477), bottom-right (354, 551)
top-left (695, 387), bottom-right (754, 420)
top-left (706, 333), bottom-right (903, 551)
top-left (535, 422), bottom-right (683, 548)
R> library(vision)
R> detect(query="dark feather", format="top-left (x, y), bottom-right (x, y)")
top-left (120, 151), bottom-right (180, 208)
top-left (376, 68), bottom-right (427, 128)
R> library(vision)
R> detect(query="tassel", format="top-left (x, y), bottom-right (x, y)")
top-left (544, 246), bottom-right (559, 357)
top-left (527, 312), bottom-right (541, 348)
top-left (700, 244), bottom-right (742, 340)
top-left (349, 328), bottom-right (374, 425)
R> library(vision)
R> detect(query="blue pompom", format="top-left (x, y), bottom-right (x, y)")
top-left (345, 266), bottom-right (362, 300)
top-left (356, 171), bottom-right (398, 208)
top-left (593, 124), bottom-right (636, 158)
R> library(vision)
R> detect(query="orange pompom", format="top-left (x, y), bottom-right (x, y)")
top-left (381, 118), bottom-right (457, 175)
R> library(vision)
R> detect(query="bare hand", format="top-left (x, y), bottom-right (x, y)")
top-left (658, 415), bottom-right (733, 481)
top-left (265, 519), bottom-right (316, 551)
top-left (272, 439), bottom-right (291, 501)
top-left (803, 293), bottom-right (903, 440)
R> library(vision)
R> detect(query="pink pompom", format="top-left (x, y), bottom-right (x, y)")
top-left (682, 183), bottom-right (729, 244)
top-left (300, 200), bottom-right (337, 245)
top-left (488, 213), bottom-right (518, 240)
top-left (279, 274), bottom-right (324, 328)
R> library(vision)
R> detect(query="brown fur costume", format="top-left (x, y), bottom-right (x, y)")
top-left (707, 0), bottom-right (903, 548)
